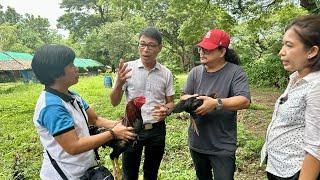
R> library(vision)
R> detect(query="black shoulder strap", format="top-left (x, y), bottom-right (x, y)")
top-left (46, 150), bottom-right (68, 180)
top-left (74, 100), bottom-right (101, 161)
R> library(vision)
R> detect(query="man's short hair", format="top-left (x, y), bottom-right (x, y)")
top-left (31, 44), bottom-right (75, 86)
top-left (139, 27), bottom-right (162, 45)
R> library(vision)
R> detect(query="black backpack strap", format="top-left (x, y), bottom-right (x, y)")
top-left (46, 150), bottom-right (69, 180)
top-left (75, 100), bottom-right (101, 161)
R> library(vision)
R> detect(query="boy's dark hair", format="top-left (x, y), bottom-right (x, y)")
top-left (31, 44), bottom-right (75, 86)
top-left (139, 27), bottom-right (162, 45)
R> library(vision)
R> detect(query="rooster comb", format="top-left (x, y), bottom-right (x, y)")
top-left (133, 96), bottom-right (146, 109)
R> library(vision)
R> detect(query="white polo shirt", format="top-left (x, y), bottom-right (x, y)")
top-left (122, 59), bottom-right (174, 124)
top-left (33, 88), bottom-right (96, 179)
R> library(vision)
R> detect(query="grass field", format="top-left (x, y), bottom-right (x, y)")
top-left (0, 74), bottom-right (281, 179)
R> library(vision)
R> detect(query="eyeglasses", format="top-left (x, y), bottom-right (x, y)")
top-left (197, 47), bottom-right (214, 55)
top-left (138, 43), bottom-right (159, 50)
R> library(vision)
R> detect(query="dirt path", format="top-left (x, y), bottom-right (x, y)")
top-left (239, 88), bottom-right (281, 138)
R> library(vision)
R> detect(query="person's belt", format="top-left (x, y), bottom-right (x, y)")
top-left (143, 121), bottom-right (165, 130)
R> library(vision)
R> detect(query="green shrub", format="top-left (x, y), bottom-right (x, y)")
top-left (244, 54), bottom-right (290, 88)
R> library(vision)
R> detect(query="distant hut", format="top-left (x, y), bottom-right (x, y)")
top-left (0, 52), bottom-right (35, 83)
top-left (74, 58), bottom-right (105, 75)
top-left (0, 51), bottom-right (106, 83)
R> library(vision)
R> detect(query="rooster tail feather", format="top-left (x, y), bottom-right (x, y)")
top-left (191, 118), bottom-right (199, 136)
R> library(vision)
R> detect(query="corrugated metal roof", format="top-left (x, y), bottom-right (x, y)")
top-left (0, 52), bottom-right (32, 70)
top-left (2, 52), bottom-right (33, 60)
top-left (0, 52), bottom-right (33, 61)
top-left (0, 60), bottom-right (31, 70)
top-left (74, 58), bottom-right (104, 68)
top-left (0, 52), bottom-right (104, 70)
top-left (0, 53), bottom-right (10, 60)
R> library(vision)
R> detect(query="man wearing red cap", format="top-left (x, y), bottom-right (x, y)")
top-left (181, 29), bottom-right (251, 180)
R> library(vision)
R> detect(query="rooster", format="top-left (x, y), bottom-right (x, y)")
top-left (169, 94), bottom-right (216, 136)
top-left (104, 96), bottom-right (145, 179)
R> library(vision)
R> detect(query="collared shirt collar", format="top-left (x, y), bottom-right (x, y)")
top-left (137, 58), bottom-right (161, 70)
top-left (44, 86), bottom-right (74, 102)
top-left (303, 71), bottom-right (320, 82)
top-left (290, 71), bottom-right (320, 83)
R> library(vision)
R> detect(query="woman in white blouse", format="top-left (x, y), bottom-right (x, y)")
top-left (261, 14), bottom-right (320, 180)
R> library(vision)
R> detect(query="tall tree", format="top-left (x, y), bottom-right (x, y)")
top-left (138, 0), bottom-right (235, 71)
top-left (57, 0), bottom-right (111, 41)
top-left (77, 16), bottom-right (145, 65)
top-left (0, 5), bottom-right (63, 52)
top-left (0, 6), bottom-right (22, 24)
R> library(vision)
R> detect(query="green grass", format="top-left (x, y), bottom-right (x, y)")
top-left (249, 103), bottom-right (267, 110)
top-left (0, 74), bottom-right (269, 179)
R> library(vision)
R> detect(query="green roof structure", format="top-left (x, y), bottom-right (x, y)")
top-left (0, 52), bottom-right (33, 60)
top-left (0, 52), bottom-right (104, 71)
top-left (0, 52), bottom-right (32, 70)
top-left (74, 58), bottom-right (104, 68)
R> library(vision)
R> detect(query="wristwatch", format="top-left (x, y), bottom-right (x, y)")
top-left (216, 98), bottom-right (223, 110)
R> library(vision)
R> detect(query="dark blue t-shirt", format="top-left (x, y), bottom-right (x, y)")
top-left (184, 63), bottom-right (251, 155)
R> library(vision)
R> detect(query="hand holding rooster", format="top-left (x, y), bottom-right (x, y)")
top-left (152, 105), bottom-right (169, 121)
top-left (194, 96), bottom-right (219, 116)
top-left (111, 122), bottom-right (136, 141)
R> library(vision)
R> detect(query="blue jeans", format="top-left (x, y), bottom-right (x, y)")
top-left (122, 122), bottom-right (166, 180)
top-left (190, 149), bottom-right (235, 180)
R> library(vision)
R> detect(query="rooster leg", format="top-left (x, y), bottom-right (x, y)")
top-left (112, 159), bottom-right (117, 180)
top-left (191, 118), bottom-right (199, 136)
top-left (115, 158), bottom-right (121, 180)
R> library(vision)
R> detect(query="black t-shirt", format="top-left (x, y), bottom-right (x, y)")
top-left (183, 63), bottom-right (251, 155)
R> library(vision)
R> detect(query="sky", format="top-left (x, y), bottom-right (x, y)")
top-left (0, 0), bottom-right (68, 37)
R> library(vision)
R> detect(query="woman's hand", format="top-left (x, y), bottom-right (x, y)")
top-left (194, 96), bottom-right (217, 116)
top-left (111, 122), bottom-right (136, 141)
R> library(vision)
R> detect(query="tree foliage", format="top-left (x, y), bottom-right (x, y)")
top-left (300, 0), bottom-right (320, 13)
top-left (78, 17), bottom-right (146, 65)
top-left (0, 5), bottom-right (63, 53)
top-left (1, 0), bottom-right (318, 87)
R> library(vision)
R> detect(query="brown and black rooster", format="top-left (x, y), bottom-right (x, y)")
top-left (169, 94), bottom-right (216, 136)
top-left (104, 96), bottom-right (145, 179)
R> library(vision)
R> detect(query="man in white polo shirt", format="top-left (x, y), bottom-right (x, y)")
top-left (110, 27), bottom-right (175, 180)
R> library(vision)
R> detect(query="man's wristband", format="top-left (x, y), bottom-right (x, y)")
top-left (106, 128), bottom-right (117, 140)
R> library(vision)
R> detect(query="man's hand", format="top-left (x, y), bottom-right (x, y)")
top-left (115, 59), bottom-right (132, 87)
top-left (152, 105), bottom-right (169, 121)
top-left (194, 96), bottom-right (217, 116)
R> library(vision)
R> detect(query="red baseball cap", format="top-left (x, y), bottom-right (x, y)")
top-left (197, 29), bottom-right (230, 50)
